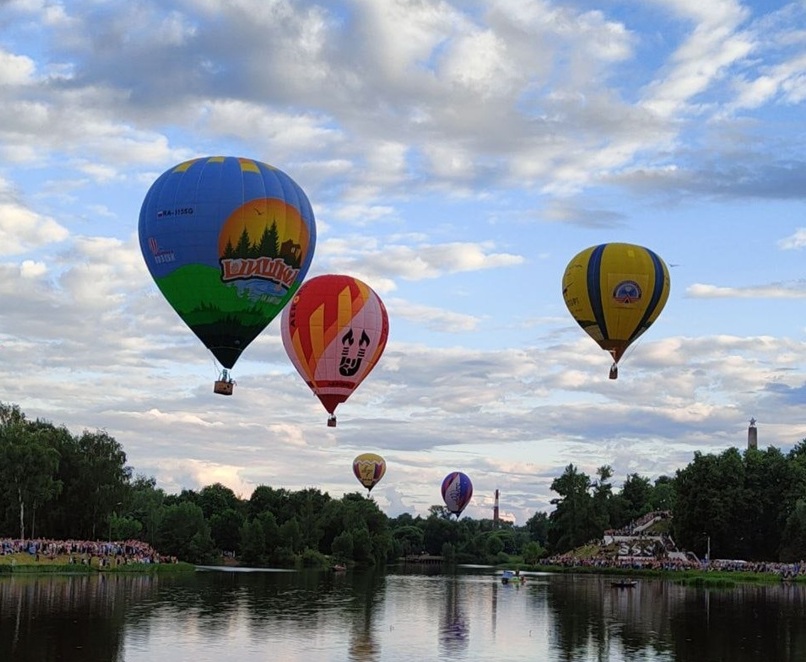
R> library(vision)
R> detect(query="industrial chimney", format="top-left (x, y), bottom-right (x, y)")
top-left (493, 489), bottom-right (500, 527)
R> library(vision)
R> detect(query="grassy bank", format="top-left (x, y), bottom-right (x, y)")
top-left (0, 552), bottom-right (195, 574)
top-left (530, 563), bottom-right (802, 587)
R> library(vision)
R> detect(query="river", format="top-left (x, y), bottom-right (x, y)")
top-left (0, 565), bottom-right (804, 661)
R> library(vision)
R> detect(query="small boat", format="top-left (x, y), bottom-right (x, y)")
top-left (611, 580), bottom-right (638, 588)
top-left (501, 570), bottom-right (526, 585)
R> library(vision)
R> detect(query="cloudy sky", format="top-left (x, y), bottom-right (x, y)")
top-left (1, 0), bottom-right (805, 524)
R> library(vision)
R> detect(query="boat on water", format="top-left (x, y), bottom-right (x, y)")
top-left (610, 579), bottom-right (638, 588)
top-left (501, 570), bottom-right (526, 585)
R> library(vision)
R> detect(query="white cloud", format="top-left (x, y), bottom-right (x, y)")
top-left (0, 0), bottom-right (804, 527)
top-left (385, 298), bottom-right (482, 332)
top-left (0, 179), bottom-right (69, 254)
top-left (778, 228), bottom-right (806, 250)
top-left (687, 282), bottom-right (806, 298)
top-left (640, 1), bottom-right (753, 118)
top-left (19, 259), bottom-right (47, 278)
top-left (0, 49), bottom-right (35, 85)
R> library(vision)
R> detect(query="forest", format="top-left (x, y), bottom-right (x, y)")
top-left (2, 402), bottom-right (806, 566)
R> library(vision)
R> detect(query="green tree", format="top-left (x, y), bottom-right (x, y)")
top-left (249, 486), bottom-right (294, 523)
top-left (673, 448), bottom-right (746, 559)
top-left (423, 516), bottom-right (459, 555)
top-left (592, 465), bottom-right (614, 533)
top-left (522, 541), bottom-right (545, 564)
top-left (257, 511), bottom-right (281, 558)
top-left (740, 446), bottom-right (795, 560)
top-left (485, 533), bottom-right (504, 560)
top-left (127, 475), bottom-right (165, 547)
top-left (351, 526), bottom-right (374, 565)
top-left (280, 518), bottom-right (303, 554)
top-left (649, 475), bottom-right (676, 512)
top-left (620, 473), bottom-right (653, 524)
top-left (780, 499), bottom-right (806, 562)
top-left (240, 518), bottom-right (266, 566)
top-left (42, 429), bottom-right (131, 540)
top-left (156, 501), bottom-right (216, 563)
top-left (318, 499), bottom-right (348, 554)
top-left (109, 513), bottom-right (142, 541)
top-left (548, 464), bottom-right (597, 553)
top-left (197, 483), bottom-right (242, 520)
top-left (289, 488), bottom-right (329, 551)
top-left (0, 413), bottom-right (61, 538)
top-left (393, 525), bottom-right (424, 556)
top-left (332, 530), bottom-right (354, 563)
top-left (210, 508), bottom-right (244, 553)
top-left (525, 511), bottom-right (550, 546)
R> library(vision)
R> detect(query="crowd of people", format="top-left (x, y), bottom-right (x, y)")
top-left (539, 552), bottom-right (804, 579)
top-left (0, 538), bottom-right (177, 566)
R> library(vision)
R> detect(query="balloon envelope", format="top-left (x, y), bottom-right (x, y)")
top-left (139, 156), bottom-right (316, 370)
top-left (353, 453), bottom-right (386, 492)
top-left (561, 242), bottom-right (670, 372)
top-left (281, 274), bottom-right (389, 424)
top-left (441, 472), bottom-right (473, 518)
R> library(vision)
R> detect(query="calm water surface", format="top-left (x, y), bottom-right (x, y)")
top-left (1, 566), bottom-right (805, 661)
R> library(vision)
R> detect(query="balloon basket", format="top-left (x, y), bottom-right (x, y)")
top-left (327, 415), bottom-right (337, 428)
top-left (214, 380), bottom-right (234, 396)
top-left (609, 364), bottom-right (618, 380)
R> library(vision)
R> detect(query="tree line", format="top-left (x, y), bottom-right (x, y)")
top-left (1, 402), bottom-right (805, 565)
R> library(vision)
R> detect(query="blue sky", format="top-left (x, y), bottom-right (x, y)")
top-left (0, 0), bottom-right (804, 524)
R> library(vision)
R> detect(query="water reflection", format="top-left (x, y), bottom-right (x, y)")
top-left (346, 569), bottom-right (384, 661)
top-left (544, 575), bottom-right (806, 662)
top-left (0, 573), bottom-right (156, 662)
top-left (3, 569), bottom-right (806, 660)
top-left (439, 575), bottom-right (468, 655)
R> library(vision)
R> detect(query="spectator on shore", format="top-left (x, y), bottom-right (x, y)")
top-left (0, 537), bottom-right (176, 565)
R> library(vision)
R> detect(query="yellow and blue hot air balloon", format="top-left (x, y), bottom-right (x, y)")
top-left (562, 242), bottom-right (670, 379)
top-left (139, 156), bottom-right (316, 394)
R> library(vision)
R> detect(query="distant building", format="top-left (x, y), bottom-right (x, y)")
top-left (748, 417), bottom-right (758, 450)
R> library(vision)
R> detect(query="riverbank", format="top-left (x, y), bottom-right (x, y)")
top-left (0, 552), bottom-right (195, 574)
top-left (531, 563), bottom-right (806, 587)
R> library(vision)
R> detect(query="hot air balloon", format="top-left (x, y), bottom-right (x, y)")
top-left (441, 472), bottom-right (473, 518)
top-left (281, 274), bottom-right (389, 426)
top-left (353, 453), bottom-right (386, 493)
top-left (561, 242), bottom-right (670, 379)
top-left (138, 156), bottom-right (316, 394)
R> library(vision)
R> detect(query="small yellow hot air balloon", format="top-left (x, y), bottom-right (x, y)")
top-left (352, 453), bottom-right (386, 492)
top-left (562, 242), bottom-right (670, 379)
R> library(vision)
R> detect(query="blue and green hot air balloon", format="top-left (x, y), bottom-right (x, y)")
top-left (138, 156), bottom-right (317, 394)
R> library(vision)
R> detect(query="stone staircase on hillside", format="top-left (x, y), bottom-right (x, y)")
top-left (601, 511), bottom-right (685, 561)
